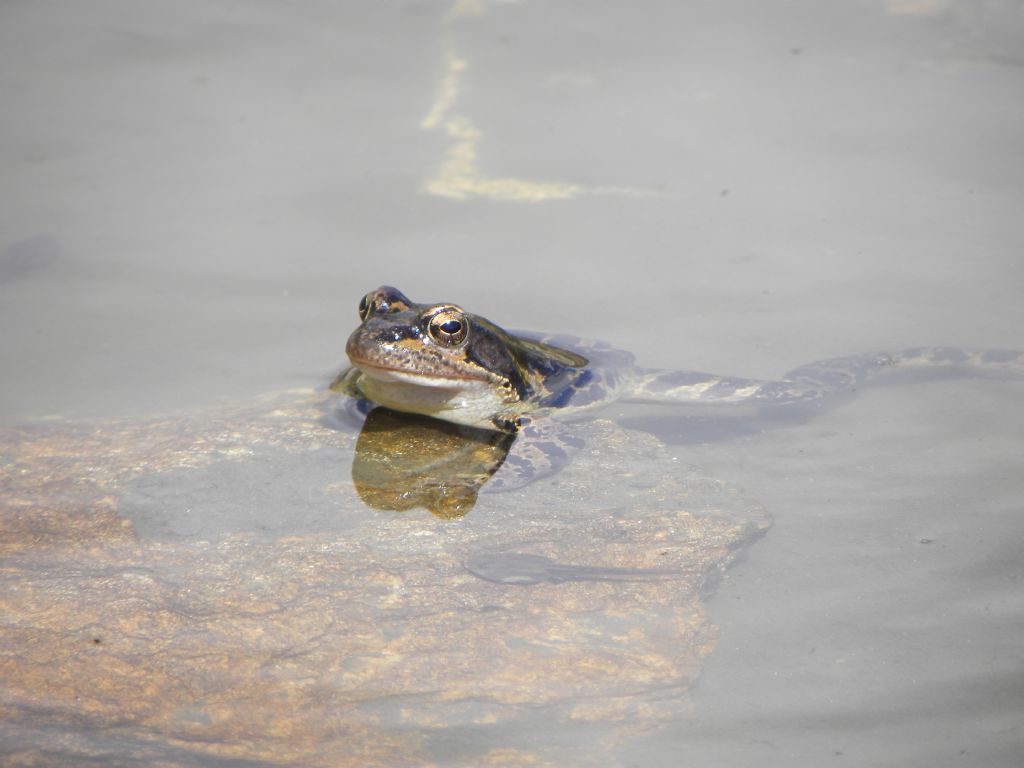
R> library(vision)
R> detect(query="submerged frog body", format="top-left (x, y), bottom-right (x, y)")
top-left (335, 286), bottom-right (1024, 433)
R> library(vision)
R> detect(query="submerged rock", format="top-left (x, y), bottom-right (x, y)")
top-left (0, 394), bottom-right (768, 766)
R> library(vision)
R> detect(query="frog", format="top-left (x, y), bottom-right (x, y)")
top-left (333, 285), bottom-right (1024, 436)
top-left (332, 285), bottom-right (595, 432)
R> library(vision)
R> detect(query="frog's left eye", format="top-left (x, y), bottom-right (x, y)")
top-left (428, 310), bottom-right (468, 346)
top-left (364, 290), bottom-right (391, 321)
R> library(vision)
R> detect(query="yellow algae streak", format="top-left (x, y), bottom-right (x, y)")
top-left (421, 1), bottom-right (654, 203)
top-left (446, 0), bottom-right (485, 21)
top-left (425, 114), bottom-right (585, 202)
top-left (420, 47), bottom-right (466, 132)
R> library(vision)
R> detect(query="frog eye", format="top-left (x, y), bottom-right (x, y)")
top-left (428, 310), bottom-right (468, 346)
top-left (358, 293), bottom-right (373, 321)
top-left (360, 286), bottom-right (414, 321)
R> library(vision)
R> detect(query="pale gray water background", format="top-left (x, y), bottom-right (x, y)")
top-left (2, 0), bottom-right (1023, 765)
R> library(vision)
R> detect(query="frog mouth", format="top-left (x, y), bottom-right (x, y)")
top-left (352, 359), bottom-right (488, 389)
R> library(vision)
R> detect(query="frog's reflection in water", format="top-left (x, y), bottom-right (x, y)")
top-left (351, 407), bottom-right (515, 518)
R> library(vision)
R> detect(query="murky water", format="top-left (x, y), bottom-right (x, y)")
top-left (2, 1), bottom-right (1023, 765)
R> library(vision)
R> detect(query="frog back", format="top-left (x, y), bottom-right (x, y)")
top-left (513, 332), bottom-right (637, 414)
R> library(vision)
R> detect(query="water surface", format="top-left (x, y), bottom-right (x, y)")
top-left (1, 1), bottom-right (1022, 765)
